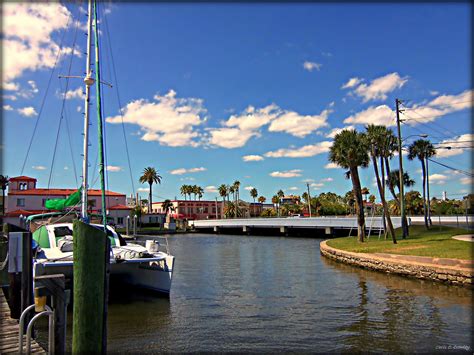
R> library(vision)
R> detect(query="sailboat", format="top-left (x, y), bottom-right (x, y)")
top-left (29, 0), bottom-right (175, 295)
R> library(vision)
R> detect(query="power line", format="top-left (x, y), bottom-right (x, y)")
top-left (426, 158), bottom-right (474, 178)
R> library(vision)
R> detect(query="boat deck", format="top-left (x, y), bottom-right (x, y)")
top-left (0, 288), bottom-right (45, 354)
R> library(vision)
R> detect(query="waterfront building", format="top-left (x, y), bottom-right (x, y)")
top-left (4, 176), bottom-right (131, 227)
top-left (152, 200), bottom-right (223, 220)
top-left (280, 195), bottom-right (301, 205)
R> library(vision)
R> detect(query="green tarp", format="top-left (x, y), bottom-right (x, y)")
top-left (45, 189), bottom-right (81, 210)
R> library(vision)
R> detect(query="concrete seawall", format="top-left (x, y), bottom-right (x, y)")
top-left (320, 240), bottom-right (473, 288)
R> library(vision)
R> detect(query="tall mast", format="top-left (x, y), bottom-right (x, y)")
top-left (93, 0), bottom-right (107, 230)
top-left (81, 0), bottom-right (94, 222)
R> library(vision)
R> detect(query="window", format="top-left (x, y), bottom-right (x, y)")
top-left (117, 217), bottom-right (124, 225)
top-left (17, 198), bottom-right (25, 207)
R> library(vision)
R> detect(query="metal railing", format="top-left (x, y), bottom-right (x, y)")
top-left (19, 304), bottom-right (54, 354)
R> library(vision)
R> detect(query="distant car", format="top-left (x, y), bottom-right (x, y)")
top-left (289, 214), bottom-right (302, 218)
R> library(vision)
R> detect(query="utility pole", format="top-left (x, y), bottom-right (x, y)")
top-left (395, 98), bottom-right (408, 238)
top-left (426, 157), bottom-right (432, 226)
top-left (306, 183), bottom-right (312, 217)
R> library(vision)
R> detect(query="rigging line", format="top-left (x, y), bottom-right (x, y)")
top-left (47, 13), bottom-right (81, 190)
top-left (20, 12), bottom-right (73, 175)
top-left (426, 158), bottom-right (474, 178)
top-left (97, 2), bottom-right (111, 210)
top-left (102, 7), bottom-right (136, 196)
top-left (58, 79), bottom-right (79, 186)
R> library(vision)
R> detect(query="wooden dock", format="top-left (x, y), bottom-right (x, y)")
top-left (0, 288), bottom-right (45, 354)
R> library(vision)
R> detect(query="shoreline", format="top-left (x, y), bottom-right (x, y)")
top-left (320, 240), bottom-right (473, 288)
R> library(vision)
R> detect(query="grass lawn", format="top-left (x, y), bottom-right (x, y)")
top-left (326, 225), bottom-right (473, 260)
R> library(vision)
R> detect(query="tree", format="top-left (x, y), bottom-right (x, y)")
top-left (408, 139), bottom-right (436, 229)
top-left (250, 187), bottom-right (258, 202)
top-left (139, 167), bottom-right (162, 213)
top-left (329, 129), bottom-right (369, 242)
top-left (162, 199), bottom-right (175, 216)
top-left (366, 124), bottom-right (396, 243)
top-left (180, 185), bottom-right (188, 201)
top-left (388, 170), bottom-right (415, 199)
top-left (233, 181), bottom-right (241, 218)
top-left (218, 184), bottom-right (228, 218)
top-left (0, 175), bottom-right (9, 216)
top-left (369, 195), bottom-right (376, 204)
top-left (197, 186), bottom-right (204, 201)
top-left (271, 195), bottom-right (279, 216)
top-left (361, 187), bottom-right (370, 202)
top-left (258, 196), bottom-right (266, 204)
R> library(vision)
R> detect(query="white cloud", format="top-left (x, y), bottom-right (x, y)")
top-left (403, 90), bottom-right (473, 125)
top-left (204, 185), bottom-right (218, 193)
top-left (460, 177), bottom-right (472, 185)
top-left (63, 87), bottom-right (84, 100)
top-left (179, 177), bottom-right (196, 181)
top-left (352, 72), bottom-right (408, 102)
top-left (106, 90), bottom-right (206, 147)
top-left (326, 125), bottom-right (356, 138)
top-left (244, 186), bottom-right (254, 191)
top-left (429, 174), bottom-right (447, 181)
top-left (343, 105), bottom-right (395, 126)
top-left (137, 187), bottom-right (149, 193)
top-left (242, 155), bottom-right (264, 162)
top-left (264, 141), bottom-right (332, 158)
top-left (310, 182), bottom-right (324, 188)
top-left (321, 177), bottom-right (334, 182)
top-left (3, 94), bottom-right (17, 101)
top-left (106, 165), bottom-right (122, 172)
top-left (18, 106), bottom-right (38, 117)
top-left (302, 179), bottom-right (315, 183)
top-left (303, 61), bottom-right (322, 72)
top-left (64, 166), bottom-right (69, 170)
top-left (268, 109), bottom-right (330, 138)
top-left (3, 105), bottom-right (13, 111)
top-left (208, 103), bottom-right (331, 148)
top-left (169, 167), bottom-right (206, 175)
top-left (429, 90), bottom-right (439, 96)
top-left (32, 165), bottom-right (46, 170)
top-left (2, 82), bottom-right (20, 91)
top-left (270, 169), bottom-right (302, 178)
top-left (325, 162), bottom-right (340, 169)
top-left (435, 133), bottom-right (473, 158)
top-left (287, 186), bottom-right (298, 191)
top-left (341, 77), bottom-right (362, 89)
top-left (3, 3), bottom-right (76, 82)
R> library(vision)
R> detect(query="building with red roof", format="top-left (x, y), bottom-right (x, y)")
top-left (3, 176), bottom-right (131, 227)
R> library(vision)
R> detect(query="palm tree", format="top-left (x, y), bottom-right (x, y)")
top-left (388, 170), bottom-right (415, 200)
top-left (233, 181), bottom-right (241, 218)
top-left (271, 195), bottom-right (279, 216)
top-left (180, 185), bottom-right (188, 201)
top-left (0, 175), bottom-right (9, 216)
top-left (361, 187), bottom-right (370, 202)
top-left (218, 184), bottom-right (228, 218)
top-left (366, 124), bottom-right (396, 243)
top-left (250, 187), bottom-right (258, 202)
top-left (329, 129), bottom-right (369, 242)
top-left (408, 139), bottom-right (436, 229)
top-left (162, 199), bottom-right (174, 216)
top-left (197, 186), bottom-right (204, 201)
top-left (186, 185), bottom-right (193, 200)
top-left (258, 196), bottom-right (266, 204)
top-left (139, 167), bottom-right (162, 213)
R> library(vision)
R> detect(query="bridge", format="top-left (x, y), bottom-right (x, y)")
top-left (190, 216), bottom-right (403, 236)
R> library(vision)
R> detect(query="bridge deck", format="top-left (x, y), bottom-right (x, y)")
top-left (191, 216), bottom-right (402, 230)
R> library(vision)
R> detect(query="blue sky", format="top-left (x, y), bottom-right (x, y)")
top-left (2, 2), bottom-right (472, 202)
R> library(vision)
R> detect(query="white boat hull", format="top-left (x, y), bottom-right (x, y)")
top-left (34, 255), bottom-right (175, 295)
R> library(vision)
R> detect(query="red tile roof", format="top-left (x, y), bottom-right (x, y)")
top-left (5, 209), bottom-right (50, 217)
top-left (8, 188), bottom-right (125, 197)
top-left (108, 204), bottom-right (132, 210)
top-left (9, 176), bottom-right (37, 181)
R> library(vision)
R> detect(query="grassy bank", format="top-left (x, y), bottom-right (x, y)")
top-left (326, 225), bottom-right (473, 260)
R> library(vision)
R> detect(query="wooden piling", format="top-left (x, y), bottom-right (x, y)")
top-left (72, 220), bottom-right (107, 354)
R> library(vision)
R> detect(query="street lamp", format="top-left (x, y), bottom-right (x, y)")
top-left (19, 214), bottom-right (23, 228)
top-left (126, 215), bottom-right (130, 236)
top-left (133, 214), bottom-right (137, 236)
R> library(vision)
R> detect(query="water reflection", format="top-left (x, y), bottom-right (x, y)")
top-left (41, 233), bottom-right (472, 352)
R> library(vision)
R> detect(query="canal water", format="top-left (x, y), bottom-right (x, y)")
top-left (103, 233), bottom-right (472, 353)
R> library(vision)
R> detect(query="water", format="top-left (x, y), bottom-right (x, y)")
top-left (34, 233), bottom-right (471, 352)
top-left (103, 233), bottom-right (472, 353)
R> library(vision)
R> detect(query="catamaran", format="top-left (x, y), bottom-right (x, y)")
top-left (28, 0), bottom-right (175, 295)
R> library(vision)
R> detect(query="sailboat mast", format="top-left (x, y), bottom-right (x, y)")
top-left (92, 0), bottom-right (107, 230)
top-left (81, 0), bottom-right (94, 221)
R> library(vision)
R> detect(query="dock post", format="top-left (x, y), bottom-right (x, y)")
top-left (280, 226), bottom-right (288, 236)
top-left (213, 226), bottom-right (219, 233)
top-left (325, 227), bottom-right (332, 235)
top-left (243, 226), bottom-right (250, 235)
top-left (72, 220), bottom-right (107, 354)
